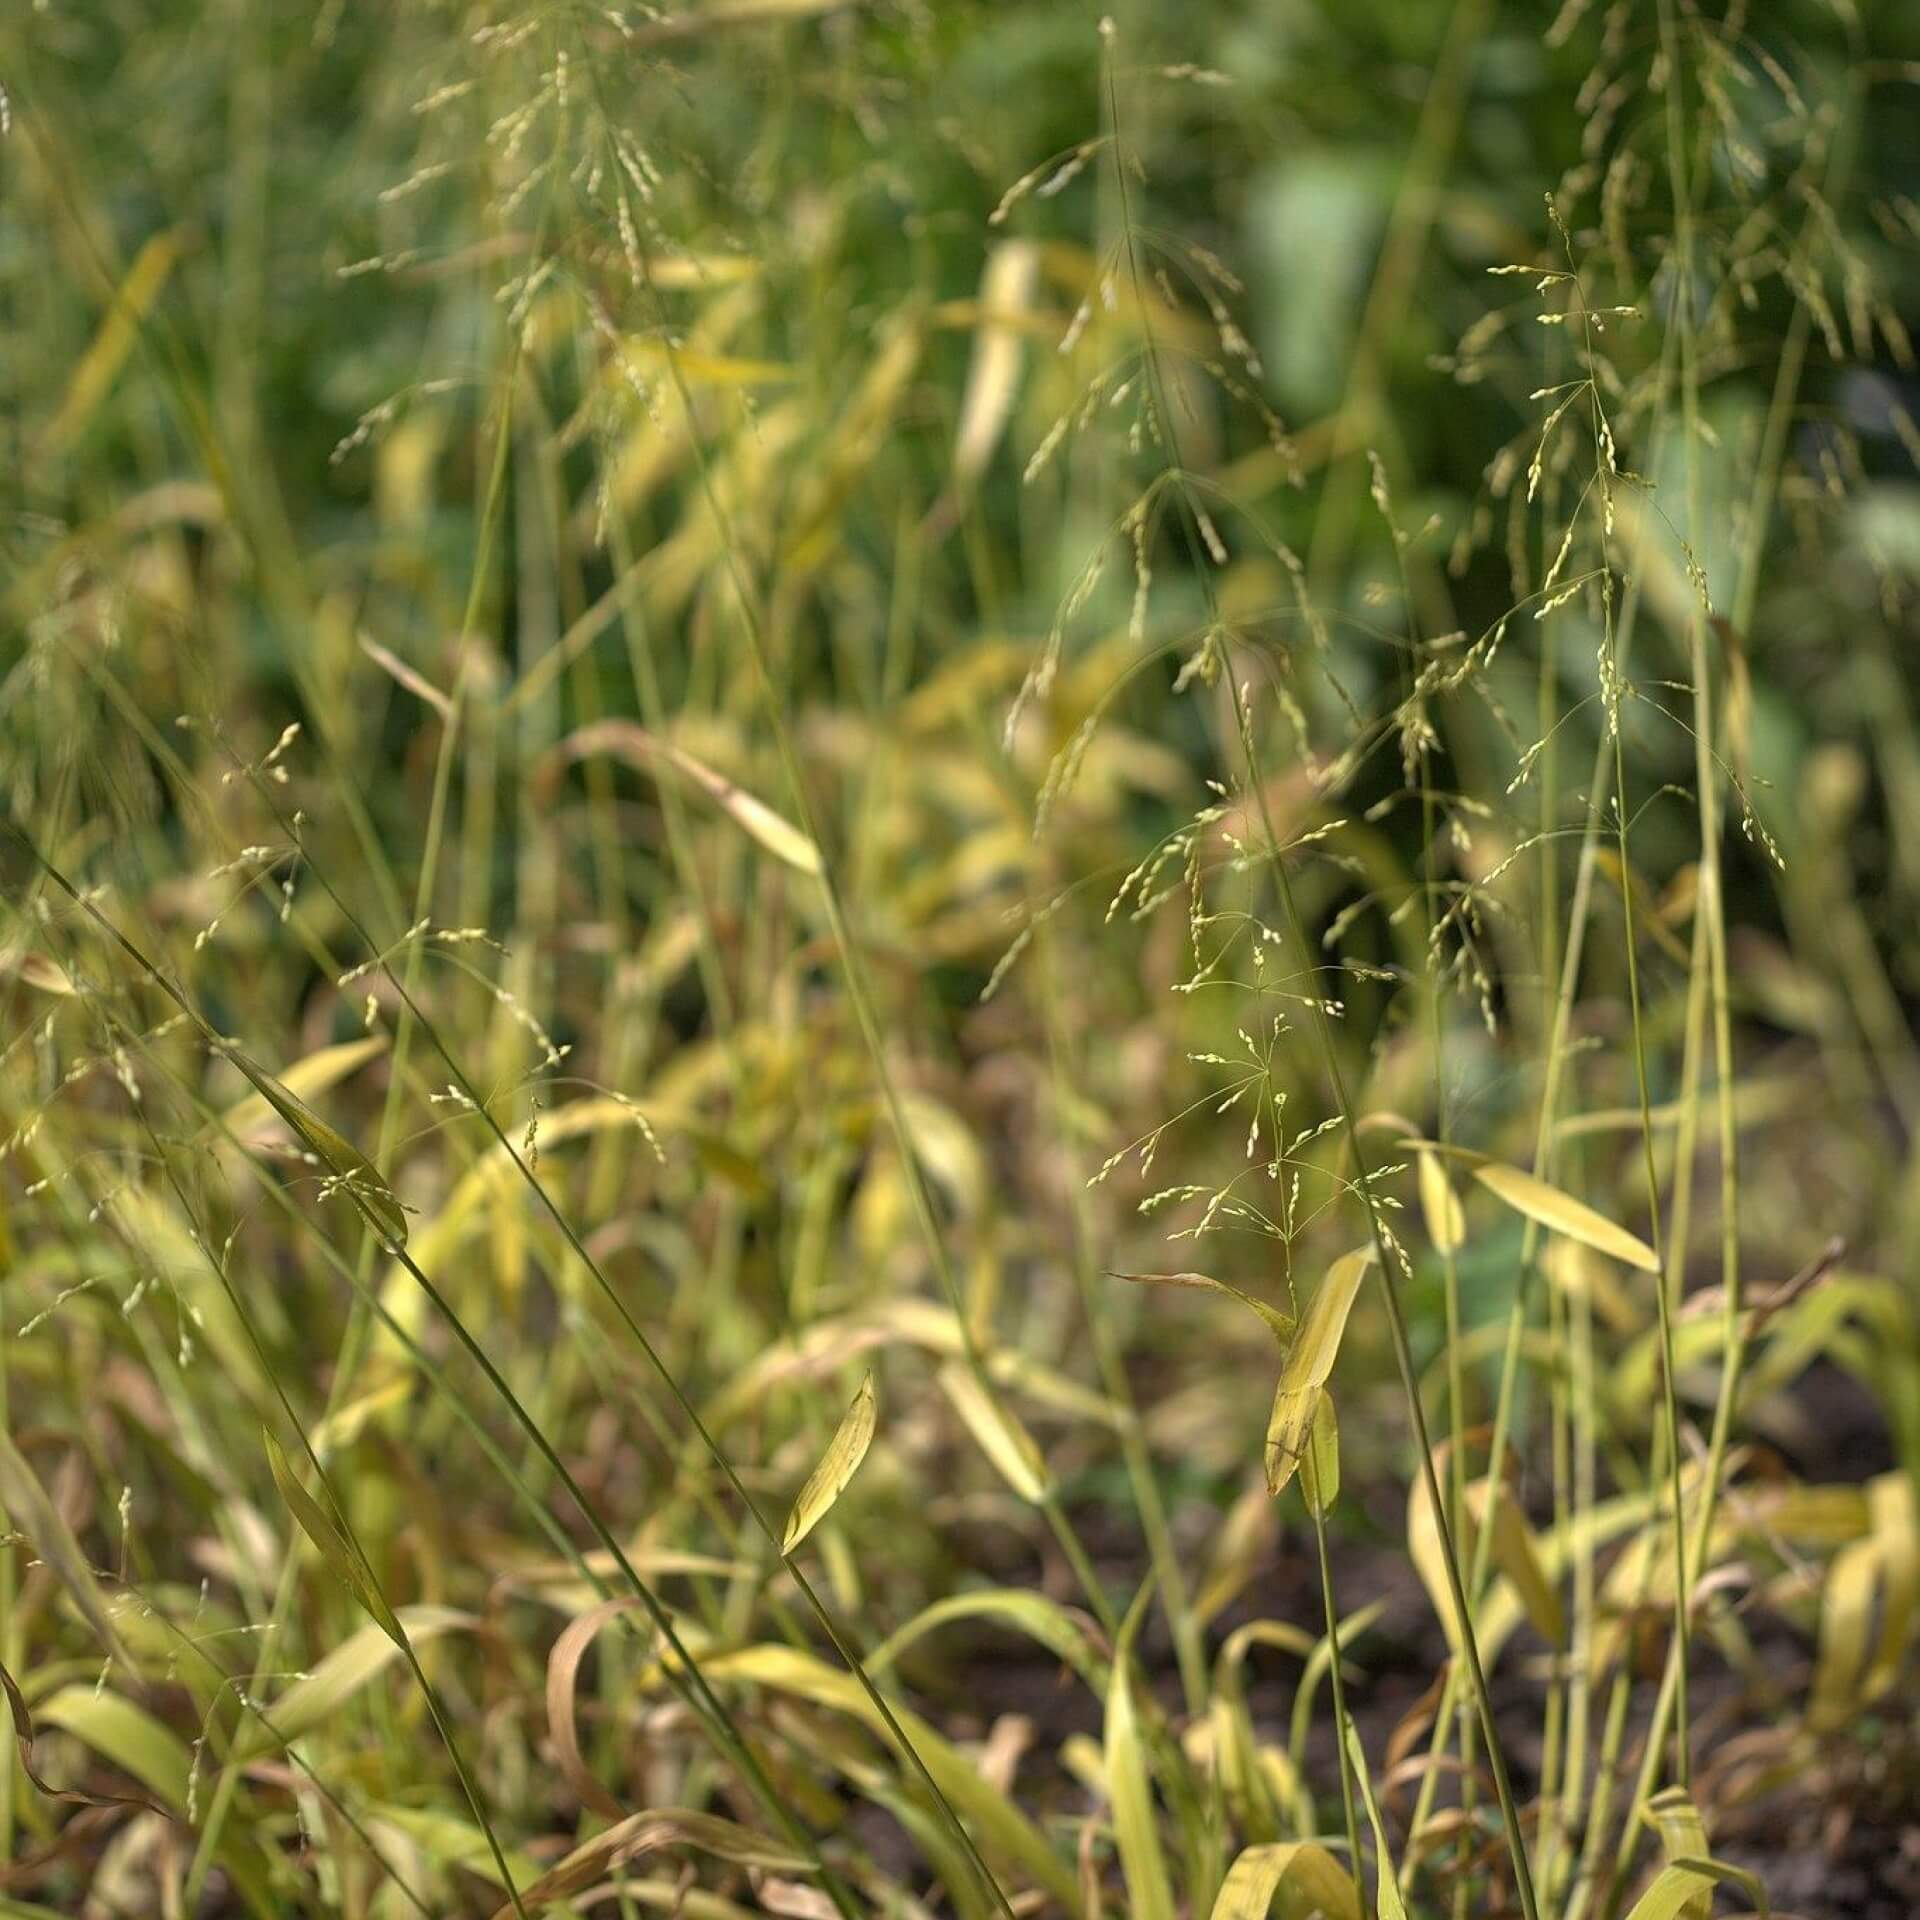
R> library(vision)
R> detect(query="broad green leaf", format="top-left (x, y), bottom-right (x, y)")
top-left (783, 1371), bottom-right (877, 1553)
top-left (938, 1362), bottom-right (1049, 1502)
top-left (1112, 1269), bottom-right (1294, 1349)
top-left (234, 1606), bottom-right (473, 1757)
top-left (1266, 1247), bottom-right (1374, 1496)
top-left (1210, 1841), bottom-right (1361, 1920)
top-left (264, 1429), bottom-right (404, 1645)
top-left (1472, 1162), bottom-right (1658, 1272)
top-left (488, 1808), bottom-right (812, 1920)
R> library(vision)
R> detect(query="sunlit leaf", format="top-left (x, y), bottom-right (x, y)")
top-left (783, 1371), bottom-right (878, 1553)
top-left (1266, 1248), bottom-right (1374, 1496)
top-left (1472, 1162), bottom-right (1658, 1272)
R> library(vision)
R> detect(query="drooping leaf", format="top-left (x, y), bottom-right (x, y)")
top-left (0, 1429), bottom-right (129, 1668)
top-left (555, 720), bottom-right (823, 877)
top-left (1112, 1270), bottom-right (1294, 1349)
top-left (679, 1645), bottom-right (1076, 1905)
top-left (223, 1046), bottom-right (407, 1246)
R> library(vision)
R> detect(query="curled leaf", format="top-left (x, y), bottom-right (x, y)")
top-left (1111, 1269), bottom-right (1294, 1349)
top-left (0, 1659), bottom-right (170, 1816)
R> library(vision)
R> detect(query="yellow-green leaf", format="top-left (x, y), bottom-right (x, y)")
top-left (218, 1036), bottom-right (387, 1146)
top-left (1299, 1390), bottom-right (1340, 1519)
top-left (224, 1046), bottom-right (407, 1246)
top-left (35, 1686), bottom-right (191, 1811)
top-left (1344, 1724), bottom-right (1407, 1920)
top-left (1209, 1841), bottom-right (1361, 1920)
top-left (1266, 1248), bottom-right (1374, 1496)
top-left (951, 240), bottom-right (1040, 490)
top-left (1621, 1866), bottom-right (1717, 1920)
top-left (1106, 1601), bottom-right (1175, 1920)
top-left (783, 1371), bottom-right (877, 1553)
top-left (44, 231), bottom-right (182, 451)
top-left (938, 1362), bottom-right (1049, 1503)
top-left (235, 1607), bottom-right (473, 1758)
top-left (0, 1429), bottom-right (129, 1669)
top-left (556, 720), bottom-right (823, 877)
top-left (1112, 1270), bottom-right (1294, 1349)
top-left (1417, 1150), bottom-right (1466, 1255)
top-left (1472, 1162), bottom-right (1658, 1272)
top-left (1473, 1479), bottom-right (1566, 1649)
top-left (679, 1644), bottom-right (1076, 1905)
top-left (264, 1429), bottom-right (404, 1645)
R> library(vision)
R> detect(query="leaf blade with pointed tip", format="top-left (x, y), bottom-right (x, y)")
top-left (937, 1362), bottom-right (1049, 1503)
top-left (783, 1371), bottom-right (878, 1553)
top-left (224, 1046), bottom-right (408, 1247)
top-left (556, 720), bottom-right (823, 877)
top-left (263, 1429), bottom-right (404, 1645)
top-left (1111, 1269), bottom-right (1295, 1348)
top-left (1472, 1161), bottom-right (1658, 1272)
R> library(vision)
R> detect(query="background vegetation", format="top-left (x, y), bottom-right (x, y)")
top-left (2, 2), bottom-right (1918, 1916)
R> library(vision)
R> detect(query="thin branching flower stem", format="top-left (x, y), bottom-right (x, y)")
top-left (1096, 27), bottom-right (1541, 1918)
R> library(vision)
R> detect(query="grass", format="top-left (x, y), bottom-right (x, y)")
top-left (2, 2), bottom-right (1919, 1917)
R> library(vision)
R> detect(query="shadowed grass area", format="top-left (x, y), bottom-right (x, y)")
top-left (2, 3), bottom-right (1919, 1917)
